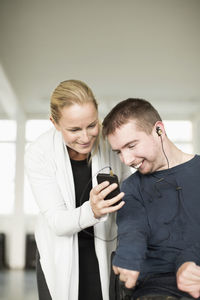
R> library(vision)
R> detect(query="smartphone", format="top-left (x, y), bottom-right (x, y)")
top-left (96, 173), bottom-right (121, 204)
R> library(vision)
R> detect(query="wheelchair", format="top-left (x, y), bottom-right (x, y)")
top-left (109, 274), bottom-right (192, 300)
top-left (109, 256), bottom-right (192, 300)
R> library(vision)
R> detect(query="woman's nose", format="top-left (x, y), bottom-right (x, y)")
top-left (80, 130), bottom-right (90, 142)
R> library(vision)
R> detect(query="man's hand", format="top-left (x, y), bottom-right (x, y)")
top-left (113, 265), bottom-right (140, 289)
top-left (177, 261), bottom-right (200, 298)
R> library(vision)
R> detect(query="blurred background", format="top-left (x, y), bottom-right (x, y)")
top-left (0, 0), bottom-right (200, 299)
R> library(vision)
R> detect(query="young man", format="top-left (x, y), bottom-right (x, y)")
top-left (102, 98), bottom-right (200, 299)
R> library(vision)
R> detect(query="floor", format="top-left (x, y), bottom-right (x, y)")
top-left (0, 269), bottom-right (38, 300)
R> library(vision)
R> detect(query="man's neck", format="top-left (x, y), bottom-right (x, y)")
top-left (165, 139), bottom-right (194, 169)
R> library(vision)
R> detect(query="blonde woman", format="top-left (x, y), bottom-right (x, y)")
top-left (25, 80), bottom-right (130, 300)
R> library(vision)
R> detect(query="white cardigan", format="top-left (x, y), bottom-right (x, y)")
top-left (25, 128), bottom-right (130, 300)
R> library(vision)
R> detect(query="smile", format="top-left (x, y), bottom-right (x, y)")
top-left (78, 142), bottom-right (91, 147)
top-left (132, 161), bottom-right (143, 169)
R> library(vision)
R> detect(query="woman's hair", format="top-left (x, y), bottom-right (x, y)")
top-left (50, 79), bottom-right (98, 124)
top-left (51, 79), bottom-right (100, 157)
top-left (102, 98), bottom-right (162, 137)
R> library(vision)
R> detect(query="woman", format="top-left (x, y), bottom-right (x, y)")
top-left (25, 79), bottom-right (130, 300)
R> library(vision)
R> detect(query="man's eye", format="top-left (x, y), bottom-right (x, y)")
top-left (128, 144), bottom-right (135, 149)
top-left (115, 151), bottom-right (121, 155)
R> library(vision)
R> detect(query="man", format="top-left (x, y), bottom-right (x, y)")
top-left (102, 98), bottom-right (200, 299)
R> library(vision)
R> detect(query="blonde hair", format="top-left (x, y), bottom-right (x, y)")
top-left (51, 79), bottom-right (100, 157)
top-left (50, 79), bottom-right (98, 124)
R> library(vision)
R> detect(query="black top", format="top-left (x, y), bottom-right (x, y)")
top-left (70, 157), bottom-right (103, 300)
top-left (70, 157), bottom-right (94, 239)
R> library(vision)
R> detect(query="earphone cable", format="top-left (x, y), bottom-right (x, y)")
top-left (160, 134), bottom-right (169, 169)
top-left (77, 165), bottom-right (119, 242)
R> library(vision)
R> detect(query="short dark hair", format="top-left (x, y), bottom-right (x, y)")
top-left (102, 98), bottom-right (162, 137)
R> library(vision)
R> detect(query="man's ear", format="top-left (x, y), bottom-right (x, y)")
top-left (50, 116), bottom-right (60, 131)
top-left (154, 121), bottom-right (165, 136)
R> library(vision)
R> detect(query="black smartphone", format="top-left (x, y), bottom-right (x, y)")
top-left (96, 173), bottom-right (121, 203)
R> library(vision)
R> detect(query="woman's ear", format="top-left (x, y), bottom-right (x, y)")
top-left (50, 116), bottom-right (60, 131)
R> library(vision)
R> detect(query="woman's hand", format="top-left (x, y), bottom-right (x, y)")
top-left (89, 181), bottom-right (125, 218)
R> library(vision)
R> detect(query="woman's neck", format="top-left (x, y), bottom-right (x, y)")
top-left (67, 147), bottom-right (88, 161)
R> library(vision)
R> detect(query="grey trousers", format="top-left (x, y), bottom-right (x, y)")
top-left (36, 250), bottom-right (52, 300)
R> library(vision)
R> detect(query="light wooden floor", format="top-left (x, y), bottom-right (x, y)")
top-left (0, 269), bottom-right (37, 300)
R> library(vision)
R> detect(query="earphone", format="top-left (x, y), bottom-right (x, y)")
top-left (156, 125), bottom-right (169, 169)
top-left (156, 126), bottom-right (162, 136)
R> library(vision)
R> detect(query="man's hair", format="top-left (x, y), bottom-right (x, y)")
top-left (102, 98), bottom-right (162, 136)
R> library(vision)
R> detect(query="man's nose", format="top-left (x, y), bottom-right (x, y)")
top-left (121, 151), bottom-right (135, 166)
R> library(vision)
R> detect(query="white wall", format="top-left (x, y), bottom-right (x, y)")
top-left (0, 0), bottom-right (200, 268)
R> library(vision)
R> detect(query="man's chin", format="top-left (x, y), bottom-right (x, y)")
top-left (138, 169), bottom-right (151, 175)
top-left (137, 165), bottom-right (151, 175)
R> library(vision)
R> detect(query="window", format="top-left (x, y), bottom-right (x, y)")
top-left (0, 120), bottom-right (16, 214)
top-left (164, 120), bottom-right (193, 154)
top-left (24, 120), bottom-right (53, 214)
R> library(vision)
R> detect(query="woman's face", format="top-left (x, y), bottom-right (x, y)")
top-left (53, 102), bottom-right (99, 159)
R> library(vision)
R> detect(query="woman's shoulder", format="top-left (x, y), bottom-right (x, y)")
top-left (26, 127), bottom-right (61, 154)
top-left (30, 127), bottom-right (58, 145)
top-left (25, 128), bottom-right (63, 169)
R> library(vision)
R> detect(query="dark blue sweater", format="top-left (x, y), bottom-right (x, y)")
top-left (114, 155), bottom-right (200, 278)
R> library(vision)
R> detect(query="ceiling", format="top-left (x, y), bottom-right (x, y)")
top-left (0, 0), bottom-right (200, 120)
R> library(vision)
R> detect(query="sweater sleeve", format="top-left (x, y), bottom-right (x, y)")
top-left (113, 176), bottom-right (149, 271)
top-left (25, 142), bottom-right (102, 237)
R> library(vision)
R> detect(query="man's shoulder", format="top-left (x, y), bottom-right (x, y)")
top-left (122, 171), bottom-right (141, 189)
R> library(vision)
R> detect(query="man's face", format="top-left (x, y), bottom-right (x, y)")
top-left (107, 120), bottom-right (165, 174)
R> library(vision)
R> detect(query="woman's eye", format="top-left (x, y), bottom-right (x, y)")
top-left (88, 123), bottom-right (96, 128)
top-left (69, 129), bottom-right (79, 132)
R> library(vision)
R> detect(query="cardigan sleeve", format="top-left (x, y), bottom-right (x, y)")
top-left (25, 142), bottom-right (103, 237)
